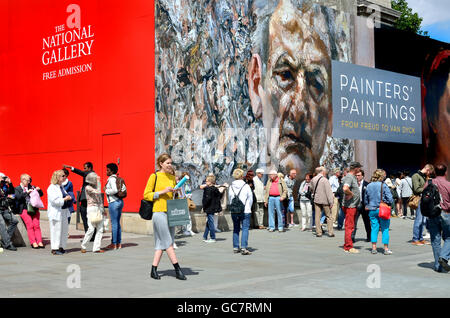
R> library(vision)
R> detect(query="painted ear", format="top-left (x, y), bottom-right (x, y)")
top-left (248, 54), bottom-right (263, 119)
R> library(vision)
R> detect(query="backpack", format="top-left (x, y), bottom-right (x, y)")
top-left (115, 176), bottom-right (127, 199)
top-left (228, 185), bottom-right (247, 214)
top-left (420, 180), bottom-right (441, 218)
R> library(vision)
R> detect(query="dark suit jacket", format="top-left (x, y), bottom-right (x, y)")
top-left (359, 180), bottom-right (369, 210)
top-left (15, 185), bottom-right (44, 214)
top-left (63, 180), bottom-right (76, 213)
top-left (71, 168), bottom-right (94, 201)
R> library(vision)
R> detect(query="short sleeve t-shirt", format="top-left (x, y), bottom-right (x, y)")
top-left (342, 174), bottom-right (360, 208)
top-left (284, 176), bottom-right (295, 197)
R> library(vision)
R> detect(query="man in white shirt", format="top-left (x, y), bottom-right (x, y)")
top-left (400, 171), bottom-right (414, 219)
top-left (253, 168), bottom-right (266, 229)
top-left (329, 168), bottom-right (340, 227)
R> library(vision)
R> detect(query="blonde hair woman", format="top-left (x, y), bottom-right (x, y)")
top-left (228, 168), bottom-right (253, 255)
top-left (143, 153), bottom-right (187, 280)
top-left (81, 172), bottom-right (106, 253)
top-left (47, 170), bottom-right (73, 255)
top-left (15, 173), bottom-right (45, 249)
top-left (363, 169), bottom-right (394, 255)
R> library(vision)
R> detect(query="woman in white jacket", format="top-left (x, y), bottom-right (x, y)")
top-left (228, 169), bottom-right (253, 255)
top-left (47, 170), bottom-right (73, 255)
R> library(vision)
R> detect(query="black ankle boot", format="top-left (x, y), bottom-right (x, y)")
top-left (173, 263), bottom-right (187, 280)
top-left (150, 266), bottom-right (161, 280)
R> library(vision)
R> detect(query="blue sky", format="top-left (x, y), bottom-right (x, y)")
top-left (406, 0), bottom-right (450, 43)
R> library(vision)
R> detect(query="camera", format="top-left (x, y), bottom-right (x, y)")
top-left (0, 196), bottom-right (17, 213)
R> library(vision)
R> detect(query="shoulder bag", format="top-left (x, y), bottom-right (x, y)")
top-left (27, 202), bottom-right (36, 215)
top-left (379, 182), bottom-right (391, 220)
top-left (405, 179), bottom-right (420, 210)
top-left (139, 173), bottom-right (157, 220)
top-left (88, 206), bottom-right (103, 224)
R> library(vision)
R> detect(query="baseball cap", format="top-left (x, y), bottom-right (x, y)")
top-left (255, 168), bottom-right (265, 174)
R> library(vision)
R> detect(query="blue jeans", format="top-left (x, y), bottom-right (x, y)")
top-left (287, 196), bottom-right (294, 213)
top-left (427, 212), bottom-right (450, 271)
top-left (203, 213), bottom-right (216, 240)
top-left (283, 196), bottom-right (294, 226)
top-left (412, 204), bottom-right (427, 242)
top-left (232, 213), bottom-right (250, 249)
top-left (369, 209), bottom-right (390, 245)
top-left (337, 208), bottom-right (345, 229)
top-left (268, 196), bottom-right (284, 231)
top-left (109, 199), bottom-right (123, 244)
top-left (0, 210), bottom-right (18, 248)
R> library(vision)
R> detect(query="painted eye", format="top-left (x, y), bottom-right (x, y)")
top-left (279, 70), bottom-right (293, 81)
top-left (274, 69), bottom-right (295, 90)
top-left (306, 70), bottom-right (325, 102)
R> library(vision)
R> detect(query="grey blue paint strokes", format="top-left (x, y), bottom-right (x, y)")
top-left (156, 0), bottom-right (354, 187)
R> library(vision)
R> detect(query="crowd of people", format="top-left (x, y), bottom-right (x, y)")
top-left (192, 160), bottom-right (450, 273)
top-left (0, 162), bottom-right (126, 256)
top-left (1, 155), bottom-right (449, 277)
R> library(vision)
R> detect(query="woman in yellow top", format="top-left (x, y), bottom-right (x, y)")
top-left (143, 153), bottom-right (187, 280)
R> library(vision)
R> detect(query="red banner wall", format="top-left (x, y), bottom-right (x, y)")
top-left (0, 0), bottom-right (155, 212)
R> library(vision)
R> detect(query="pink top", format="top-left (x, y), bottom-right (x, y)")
top-left (269, 178), bottom-right (280, 196)
top-left (432, 176), bottom-right (450, 213)
top-left (85, 184), bottom-right (103, 209)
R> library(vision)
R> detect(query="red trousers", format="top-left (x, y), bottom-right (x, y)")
top-left (20, 209), bottom-right (43, 245)
top-left (343, 207), bottom-right (357, 250)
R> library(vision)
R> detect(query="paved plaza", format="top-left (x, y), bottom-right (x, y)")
top-left (1, 216), bottom-right (448, 298)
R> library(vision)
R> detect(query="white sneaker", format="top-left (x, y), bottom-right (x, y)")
top-left (173, 242), bottom-right (178, 249)
top-left (205, 239), bottom-right (216, 243)
top-left (189, 231), bottom-right (196, 236)
top-left (0, 248), bottom-right (3, 253)
top-left (423, 233), bottom-right (430, 239)
top-left (215, 229), bottom-right (222, 233)
top-left (183, 231), bottom-right (192, 236)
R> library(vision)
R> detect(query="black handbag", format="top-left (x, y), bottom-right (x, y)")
top-left (139, 173), bottom-right (157, 220)
top-left (27, 202), bottom-right (37, 215)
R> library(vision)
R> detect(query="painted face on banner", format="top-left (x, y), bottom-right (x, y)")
top-left (250, 0), bottom-right (332, 180)
top-left (436, 77), bottom-right (450, 165)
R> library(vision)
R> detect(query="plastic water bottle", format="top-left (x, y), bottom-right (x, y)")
top-left (174, 175), bottom-right (189, 190)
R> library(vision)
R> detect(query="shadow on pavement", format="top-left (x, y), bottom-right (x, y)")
top-left (417, 262), bottom-right (435, 270)
top-left (65, 248), bottom-right (82, 253)
top-left (158, 267), bottom-right (202, 278)
top-left (120, 243), bottom-right (138, 249)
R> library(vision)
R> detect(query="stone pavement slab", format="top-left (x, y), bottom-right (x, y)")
top-left (0, 216), bottom-right (448, 298)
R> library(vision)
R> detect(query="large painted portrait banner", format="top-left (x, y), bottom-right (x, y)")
top-left (156, 0), bottom-right (355, 187)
